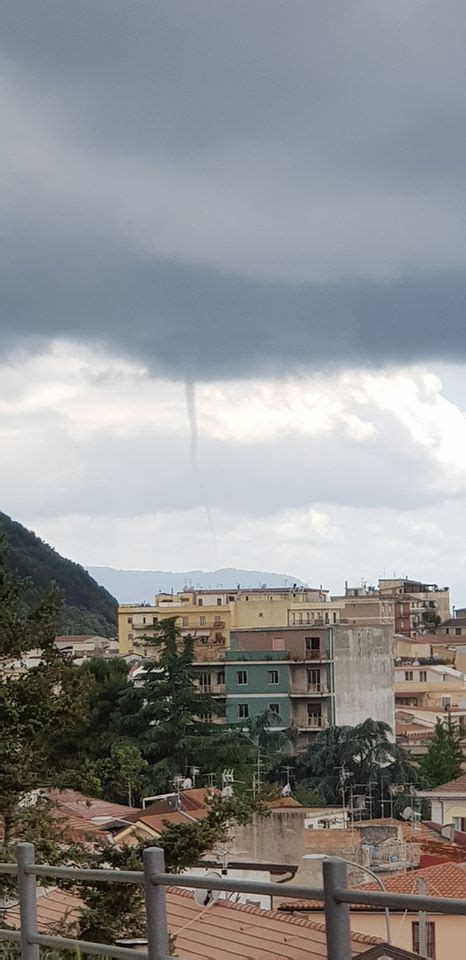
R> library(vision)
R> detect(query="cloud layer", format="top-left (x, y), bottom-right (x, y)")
top-left (1, 2), bottom-right (466, 377)
top-left (1, 342), bottom-right (466, 601)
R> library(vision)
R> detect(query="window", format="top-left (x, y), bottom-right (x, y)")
top-left (199, 672), bottom-right (211, 692)
top-left (200, 615), bottom-right (206, 626)
top-left (305, 637), bottom-right (321, 656)
top-left (182, 617), bottom-right (189, 627)
top-left (267, 669), bottom-right (279, 684)
top-left (214, 616), bottom-right (222, 626)
top-left (152, 616), bottom-right (158, 624)
top-left (404, 670), bottom-right (414, 681)
top-left (127, 616), bottom-right (133, 624)
top-left (142, 616), bottom-right (146, 624)
top-left (269, 703), bottom-right (280, 715)
top-left (217, 670), bottom-right (225, 685)
top-left (456, 627), bottom-right (462, 635)
top-left (308, 668), bottom-right (321, 690)
top-left (446, 627), bottom-right (449, 635)
top-left (198, 598), bottom-right (203, 606)
top-left (412, 920), bottom-right (436, 959)
top-left (199, 711), bottom-right (213, 721)
top-left (128, 633), bottom-right (133, 643)
top-left (419, 670), bottom-right (427, 682)
top-left (238, 703), bottom-right (249, 718)
top-left (217, 598), bottom-right (222, 606)
top-left (237, 670), bottom-right (248, 685)
top-left (333, 612), bottom-right (337, 623)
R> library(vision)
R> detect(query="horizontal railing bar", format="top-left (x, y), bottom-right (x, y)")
top-left (28, 865), bottom-right (144, 884)
top-left (150, 872), bottom-right (325, 900)
top-left (30, 932), bottom-right (148, 959)
top-left (0, 929), bottom-right (21, 942)
top-left (0, 863), bottom-right (18, 875)
top-left (335, 888), bottom-right (466, 915)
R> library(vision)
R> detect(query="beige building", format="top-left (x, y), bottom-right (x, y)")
top-left (118, 585), bottom-right (343, 655)
top-left (284, 861), bottom-right (466, 960)
top-left (418, 772), bottom-right (466, 831)
top-left (394, 662), bottom-right (466, 711)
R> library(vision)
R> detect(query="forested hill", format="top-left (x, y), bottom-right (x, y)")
top-left (0, 513), bottom-right (117, 637)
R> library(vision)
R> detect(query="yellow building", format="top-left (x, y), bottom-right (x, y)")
top-left (118, 585), bottom-right (344, 656)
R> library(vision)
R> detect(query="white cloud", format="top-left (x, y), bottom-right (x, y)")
top-left (2, 341), bottom-right (466, 602)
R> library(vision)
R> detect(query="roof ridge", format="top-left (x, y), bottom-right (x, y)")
top-left (166, 887), bottom-right (379, 943)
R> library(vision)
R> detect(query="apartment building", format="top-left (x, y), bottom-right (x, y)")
top-left (394, 662), bottom-right (466, 711)
top-left (331, 578), bottom-right (450, 637)
top-left (216, 624), bottom-right (395, 747)
top-left (118, 585), bottom-right (340, 656)
top-left (379, 578), bottom-right (451, 635)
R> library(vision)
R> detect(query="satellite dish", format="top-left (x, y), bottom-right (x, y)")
top-left (281, 783), bottom-right (292, 797)
top-left (401, 806), bottom-right (413, 820)
top-left (221, 785), bottom-right (233, 798)
top-left (182, 778), bottom-right (193, 790)
top-left (193, 872), bottom-right (223, 907)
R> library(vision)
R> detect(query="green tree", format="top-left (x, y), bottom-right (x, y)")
top-left (77, 791), bottom-right (266, 945)
top-left (294, 719), bottom-right (413, 809)
top-left (119, 618), bottom-right (229, 790)
top-left (96, 740), bottom-right (148, 806)
top-left (419, 715), bottom-right (464, 789)
top-left (0, 540), bottom-right (88, 841)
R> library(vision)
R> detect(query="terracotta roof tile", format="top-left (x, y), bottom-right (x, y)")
top-left (167, 887), bottom-right (380, 959)
top-left (2, 882), bottom-right (381, 959)
top-left (282, 861), bottom-right (466, 912)
top-left (3, 887), bottom-right (82, 933)
top-left (419, 772), bottom-right (466, 794)
top-left (42, 788), bottom-right (140, 822)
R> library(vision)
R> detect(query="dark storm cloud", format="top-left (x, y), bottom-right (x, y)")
top-left (1, 0), bottom-right (466, 378)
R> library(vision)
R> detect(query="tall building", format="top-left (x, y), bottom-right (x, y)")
top-left (192, 624), bottom-right (395, 748)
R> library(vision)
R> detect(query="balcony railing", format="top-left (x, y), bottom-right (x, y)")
top-left (4, 842), bottom-right (466, 960)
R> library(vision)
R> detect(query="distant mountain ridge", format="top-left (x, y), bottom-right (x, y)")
top-left (0, 513), bottom-right (118, 637)
top-left (87, 566), bottom-right (306, 605)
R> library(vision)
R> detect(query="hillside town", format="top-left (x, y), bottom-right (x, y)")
top-left (3, 565), bottom-right (466, 960)
top-left (2, 3), bottom-right (466, 960)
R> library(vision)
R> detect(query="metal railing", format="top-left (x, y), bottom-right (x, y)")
top-left (3, 843), bottom-right (466, 960)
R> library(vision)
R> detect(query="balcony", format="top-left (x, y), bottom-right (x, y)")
top-left (296, 714), bottom-right (326, 730)
top-left (290, 685), bottom-right (329, 697)
top-left (198, 683), bottom-right (226, 696)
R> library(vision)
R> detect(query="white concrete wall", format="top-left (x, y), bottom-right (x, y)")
top-left (332, 625), bottom-right (395, 731)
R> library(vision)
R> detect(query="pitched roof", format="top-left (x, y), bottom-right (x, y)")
top-left (281, 861), bottom-right (466, 912)
top-left (166, 887), bottom-right (380, 959)
top-left (2, 883), bottom-right (381, 959)
top-left (356, 947), bottom-right (422, 960)
top-left (4, 887), bottom-right (82, 933)
top-left (41, 788), bottom-right (140, 823)
top-left (267, 796), bottom-right (303, 809)
top-left (418, 772), bottom-right (466, 795)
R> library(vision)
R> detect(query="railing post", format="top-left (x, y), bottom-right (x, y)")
top-left (323, 857), bottom-right (352, 960)
top-left (16, 843), bottom-right (40, 960)
top-left (144, 846), bottom-right (169, 960)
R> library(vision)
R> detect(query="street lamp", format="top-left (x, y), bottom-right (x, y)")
top-left (303, 854), bottom-right (391, 944)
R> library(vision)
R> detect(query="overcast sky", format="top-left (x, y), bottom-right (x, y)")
top-left (1, 2), bottom-right (466, 601)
